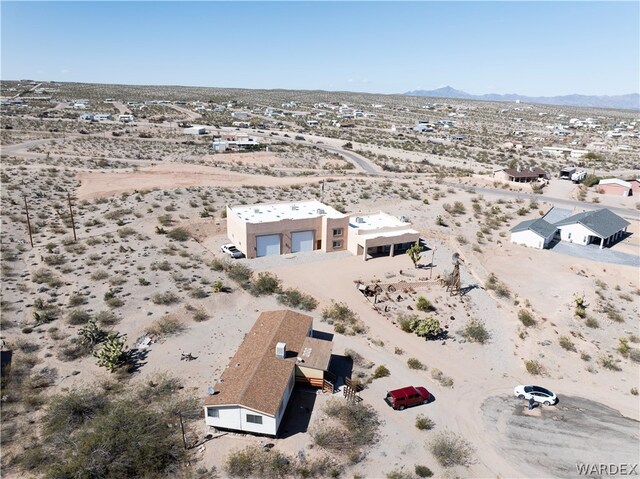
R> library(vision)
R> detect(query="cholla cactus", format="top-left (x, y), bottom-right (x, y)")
top-left (78, 319), bottom-right (104, 346)
top-left (94, 333), bottom-right (129, 373)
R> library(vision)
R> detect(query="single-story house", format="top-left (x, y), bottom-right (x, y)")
top-left (629, 179), bottom-right (640, 195)
top-left (555, 209), bottom-right (630, 249)
top-left (226, 200), bottom-right (420, 260)
top-left (596, 179), bottom-right (632, 197)
top-left (494, 167), bottom-right (548, 183)
top-left (203, 310), bottom-right (333, 437)
top-left (510, 218), bottom-right (557, 249)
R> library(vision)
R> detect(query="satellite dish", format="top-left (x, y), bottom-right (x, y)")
top-left (207, 387), bottom-right (215, 395)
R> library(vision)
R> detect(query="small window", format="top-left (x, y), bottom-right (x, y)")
top-left (568, 232), bottom-right (572, 239)
top-left (332, 228), bottom-right (343, 237)
top-left (332, 240), bottom-right (342, 248)
top-left (246, 414), bottom-right (262, 424)
top-left (207, 408), bottom-right (219, 418)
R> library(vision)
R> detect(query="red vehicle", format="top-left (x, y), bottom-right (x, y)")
top-left (385, 386), bottom-right (431, 410)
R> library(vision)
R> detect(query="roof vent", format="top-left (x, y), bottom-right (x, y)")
top-left (356, 217), bottom-right (365, 223)
top-left (276, 342), bottom-right (286, 359)
top-left (254, 208), bottom-right (260, 213)
top-left (317, 208), bottom-right (326, 214)
top-left (291, 205), bottom-right (299, 210)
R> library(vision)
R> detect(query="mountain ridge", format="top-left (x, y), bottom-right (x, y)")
top-left (404, 86), bottom-right (640, 110)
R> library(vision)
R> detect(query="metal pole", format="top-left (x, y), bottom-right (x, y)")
top-left (67, 193), bottom-right (77, 242)
top-left (178, 412), bottom-right (188, 450)
top-left (430, 248), bottom-right (435, 279)
top-left (24, 196), bottom-right (33, 248)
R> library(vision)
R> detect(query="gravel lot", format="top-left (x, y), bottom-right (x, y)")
top-left (482, 395), bottom-right (640, 478)
top-left (549, 241), bottom-right (640, 268)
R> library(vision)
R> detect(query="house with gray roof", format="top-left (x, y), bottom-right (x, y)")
top-left (510, 218), bottom-right (557, 249)
top-left (554, 209), bottom-right (630, 249)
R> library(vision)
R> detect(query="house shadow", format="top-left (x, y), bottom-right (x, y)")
top-left (312, 330), bottom-right (334, 342)
top-left (604, 231), bottom-right (632, 248)
top-left (278, 390), bottom-right (317, 439)
top-left (327, 354), bottom-right (354, 389)
top-left (1, 349), bottom-right (13, 388)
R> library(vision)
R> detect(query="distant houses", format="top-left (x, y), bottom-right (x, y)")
top-left (596, 179), bottom-right (634, 197)
top-left (510, 208), bottom-right (630, 250)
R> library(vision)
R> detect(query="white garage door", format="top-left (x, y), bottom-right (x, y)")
top-left (291, 230), bottom-right (314, 253)
top-left (256, 234), bottom-right (281, 257)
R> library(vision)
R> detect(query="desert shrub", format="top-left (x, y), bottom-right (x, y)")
top-left (250, 272), bottom-right (281, 296)
top-left (372, 365), bottom-right (390, 379)
top-left (585, 317), bottom-right (599, 328)
top-left (145, 316), bottom-right (185, 338)
top-left (631, 388), bottom-right (638, 396)
top-left (32, 268), bottom-right (55, 284)
top-left (629, 349), bottom-right (640, 363)
top-left (117, 226), bottom-right (137, 238)
top-left (57, 339), bottom-right (93, 361)
top-left (607, 309), bottom-right (624, 322)
top-left (152, 291), bottom-right (180, 305)
top-left (413, 317), bottom-right (443, 339)
top-left (599, 355), bottom-right (621, 371)
top-left (517, 309), bottom-right (536, 327)
top-left (276, 288), bottom-right (318, 311)
top-left (407, 358), bottom-right (425, 370)
top-left (43, 254), bottom-right (66, 266)
top-left (209, 257), bottom-right (227, 272)
top-left (67, 309), bottom-right (92, 326)
top-left (90, 270), bottom-right (109, 281)
top-left (617, 338), bottom-right (631, 357)
top-left (95, 310), bottom-right (120, 327)
top-left (559, 336), bottom-right (576, 352)
top-left (189, 287), bottom-right (208, 299)
top-left (397, 313), bottom-right (416, 333)
top-left (311, 399), bottom-right (380, 462)
top-left (386, 470), bottom-right (416, 479)
top-left (415, 414), bottom-right (435, 431)
top-left (226, 262), bottom-right (252, 286)
top-left (15, 339), bottom-right (40, 354)
top-left (166, 227), bottom-right (191, 242)
top-left (430, 368), bottom-right (454, 388)
top-left (524, 359), bottom-right (545, 375)
top-left (460, 319), bottom-right (490, 344)
top-left (394, 347), bottom-right (404, 355)
top-left (323, 302), bottom-right (364, 335)
top-left (192, 309), bottom-right (209, 322)
top-left (429, 430), bottom-right (474, 467)
top-left (225, 446), bottom-right (293, 478)
top-left (485, 273), bottom-right (510, 298)
top-left (157, 214), bottom-right (174, 226)
top-left (415, 465), bottom-right (433, 477)
top-left (17, 380), bottom-right (191, 478)
top-left (68, 293), bottom-right (87, 307)
top-left (415, 296), bottom-right (434, 312)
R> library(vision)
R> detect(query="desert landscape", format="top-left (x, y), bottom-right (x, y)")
top-left (1, 79), bottom-right (639, 479)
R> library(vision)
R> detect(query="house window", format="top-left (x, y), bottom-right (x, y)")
top-left (567, 232), bottom-right (572, 240)
top-left (332, 228), bottom-right (343, 237)
top-left (246, 414), bottom-right (262, 424)
top-left (207, 408), bottom-right (219, 418)
top-left (332, 240), bottom-right (343, 248)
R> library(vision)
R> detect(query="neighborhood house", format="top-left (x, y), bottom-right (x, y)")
top-left (494, 167), bottom-right (548, 183)
top-left (203, 310), bottom-right (333, 437)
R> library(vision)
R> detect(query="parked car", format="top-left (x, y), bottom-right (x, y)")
top-left (514, 385), bottom-right (557, 405)
top-left (221, 244), bottom-right (243, 259)
top-left (385, 386), bottom-right (431, 410)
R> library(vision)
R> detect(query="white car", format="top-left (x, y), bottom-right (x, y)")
top-left (220, 243), bottom-right (243, 259)
top-left (514, 385), bottom-right (557, 406)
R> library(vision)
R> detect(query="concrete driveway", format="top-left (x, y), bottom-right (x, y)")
top-left (549, 241), bottom-right (640, 267)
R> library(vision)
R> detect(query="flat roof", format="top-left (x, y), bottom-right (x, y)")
top-left (299, 337), bottom-right (332, 371)
top-left (229, 200), bottom-right (345, 223)
top-left (349, 212), bottom-right (409, 230)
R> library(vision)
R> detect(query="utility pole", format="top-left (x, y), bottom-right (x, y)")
top-left (67, 192), bottom-right (77, 242)
top-left (24, 196), bottom-right (33, 248)
top-left (430, 246), bottom-right (436, 279)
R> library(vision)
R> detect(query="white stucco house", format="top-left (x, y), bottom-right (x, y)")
top-left (554, 209), bottom-right (630, 249)
top-left (510, 218), bottom-right (557, 249)
top-left (204, 310), bottom-right (333, 437)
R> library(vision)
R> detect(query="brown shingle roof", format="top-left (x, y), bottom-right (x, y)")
top-left (204, 310), bottom-right (314, 416)
top-left (504, 167), bottom-right (548, 178)
top-left (299, 337), bottom-right (333, 371)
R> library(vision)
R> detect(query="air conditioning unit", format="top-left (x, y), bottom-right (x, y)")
top-left (275, 342), bottom-right (286, 359)
top-left (356, 217), bottom-right (364, 223)
top-left (317, 209), bottom-right (326, 214)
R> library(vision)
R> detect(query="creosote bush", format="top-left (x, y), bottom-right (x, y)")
top-left (429, 430), bottom-right (474, 467)
top-left (276, 288), bottom-right (318, 311)
top-left (460, 319), bottom-right (490, 344)
top-left (524, 359), bottom-right (545, 376)
top-left (145, 316), bottom-right (185, 338)
top-left (415, 414), bottom-right (435, 431)
top-left (518, 309), bottom-right (536, 327)
top-left (372, 365), bottom-right (390, 379)
top-left (407, 358), bottom-right (425, 370)
top-left (250, 271), bottom-right (281, 296)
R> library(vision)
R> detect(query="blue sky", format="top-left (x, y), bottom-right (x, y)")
top-left (2, 1), bottom-right (638, 96)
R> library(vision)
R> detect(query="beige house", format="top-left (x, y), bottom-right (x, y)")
top-left (226, 200), bottom-right (420, 260)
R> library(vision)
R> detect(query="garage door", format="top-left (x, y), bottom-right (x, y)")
top-left (291, 230), bottom-right (314, 253)
top-left (256, 234), bottom-right (281, 257)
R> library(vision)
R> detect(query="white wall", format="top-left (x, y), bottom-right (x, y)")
top-left (558, 223), bottom-right (594, 245)
top-left (205, 405), bottom-right (277, 436)
top-left (510, 230), bottom-right (546, 249)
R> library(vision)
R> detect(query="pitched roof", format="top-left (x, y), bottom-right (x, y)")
top-left (502, 167), bottom-right (548, 178)
top-left (510, 218), bottom-right (557, 238)
top-left (554, 209), bottom-right (630, 238)
top-left (542, 207), bottom-right (573, 224)
top-left (204, 310), bottom-right (314, 416)
top-left (598, 178), bottom-right (632, 188)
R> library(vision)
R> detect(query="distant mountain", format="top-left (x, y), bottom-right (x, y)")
top-left (404, 86), bottom-right (640, 110)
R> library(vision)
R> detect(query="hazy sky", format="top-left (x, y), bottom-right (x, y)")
top-left (2, 1), bottom-right (638, 96)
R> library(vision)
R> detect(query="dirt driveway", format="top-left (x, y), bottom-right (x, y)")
top-left (482, 395), bottom-right (640, 478)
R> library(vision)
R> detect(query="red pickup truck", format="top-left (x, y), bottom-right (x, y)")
top-left (385, 386), bottom-right (431, 410)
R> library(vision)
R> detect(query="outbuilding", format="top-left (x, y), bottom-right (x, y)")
top-left (596, 179), bottom-right (632, 197)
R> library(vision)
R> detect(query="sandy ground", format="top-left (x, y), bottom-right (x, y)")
top-left (75, 163), bottom-right (341, 200)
